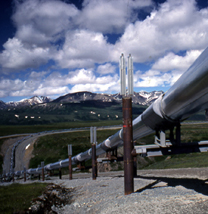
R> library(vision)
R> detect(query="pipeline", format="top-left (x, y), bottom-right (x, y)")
top-left (10, 46), bottom-right (208, 177)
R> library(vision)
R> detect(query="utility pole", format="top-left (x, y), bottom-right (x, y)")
top-left (120, 53), bottom-right (134, 195)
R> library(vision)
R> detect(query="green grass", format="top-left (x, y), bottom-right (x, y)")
top-left (29, 129), bottom-right (119, 168)
top-left (0, 183), bottom-right (48, 214)
top-left (138, 123), bottom-right (208, 169)
top-left (0, 120), bottom-right (122, 136)
top-left (145, 152), bottom-right (208, 169)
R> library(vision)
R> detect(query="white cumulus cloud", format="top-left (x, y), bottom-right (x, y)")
top-left (114, 0), bottom-right (208, 62)
top-left (152, 50), bottom-right (202, 72)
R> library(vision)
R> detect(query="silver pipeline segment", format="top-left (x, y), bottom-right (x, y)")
top-left (15, 46), bottom-right (208, 174)
top-left (142, 46), bottom-right (208, 131)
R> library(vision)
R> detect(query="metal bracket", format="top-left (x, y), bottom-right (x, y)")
top-left (154, 130), bottom-right (171, 148)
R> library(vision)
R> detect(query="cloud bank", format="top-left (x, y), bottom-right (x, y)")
top-left (1, 0), bottom-right (208, 100)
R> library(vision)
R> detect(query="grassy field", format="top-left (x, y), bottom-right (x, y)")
top-left (0, 183), bottom-right (48, 214)
top-left (0, 120), bottom-right (122, 136)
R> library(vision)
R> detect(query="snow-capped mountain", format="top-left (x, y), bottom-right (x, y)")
top-left (52, 91), bottom-right (164, 106)
top-left (0, 91), bottom-right (163, 110)
top-left (6, 96), bottom-right (52, 108)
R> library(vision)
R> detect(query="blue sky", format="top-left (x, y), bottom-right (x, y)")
top-left (1, 0), bottom-right (208, 102)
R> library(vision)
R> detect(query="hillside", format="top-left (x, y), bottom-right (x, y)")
top-left (0, 91), bottom-right (206, 125)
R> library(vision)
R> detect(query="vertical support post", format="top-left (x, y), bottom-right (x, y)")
top-left (24, 166), bottom-right (26, 182)
top-left (94, 127), bottom-right (98, 178)
top-left (120, 53), bottom-right (134, 195)
top-left (38, 165), bottom-right (41, 180)
top-left (123, 97), bottom-right (134, 195)
top-left (69, 156), bottom-right (72, 180)
top-left (160, 130), bottom-right (166, 147)
top-left (41, 161), bottom-right (45, 181)
top-left (59, 160), bottom-right (62, 179)
top-left (91, 127), bottom-right (97, 180)
top-left (68, 144), bottom-right (72, 180)
top-left (176, 123), bottom-right (181, 145)
top-left (92, 143), bottom-right (96, 180)
top-left (133, 141), bottom-right (137, 177)
top-left (59, 168), bottom-right (62, 179)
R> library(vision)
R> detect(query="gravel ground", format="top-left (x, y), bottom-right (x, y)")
top-left (2, 169), bottom-right (208, 214)
top-left (52, 172), bottom-right (208, 214)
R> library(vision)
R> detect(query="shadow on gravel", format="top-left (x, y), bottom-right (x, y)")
top-left (135, 176), bottom-right (208, 196)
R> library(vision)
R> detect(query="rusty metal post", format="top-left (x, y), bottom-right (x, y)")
top-left (69, 156), bottom-right (72, 180)
top-left (41, 161), bottom-right (45, 181)
top-left (92, 143), bottom-right (97, 180)
top-left (24, 167), bottom-right (26, 182)
top-left (90, 127), bottom-right (97, 180)
top-left (123, 97), bottom-right (134, 195)
top-left (37, 165), bottom-right (40, 180)
top-left (68, 144), bottom-right (72, 180)
top-left (59, 168), bottom-right (62, 179)
top-left (59, 159), bottom-right (62, 179)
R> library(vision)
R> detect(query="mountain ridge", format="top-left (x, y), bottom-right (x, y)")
top-left (0, 91), bottom-right (164, 110)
